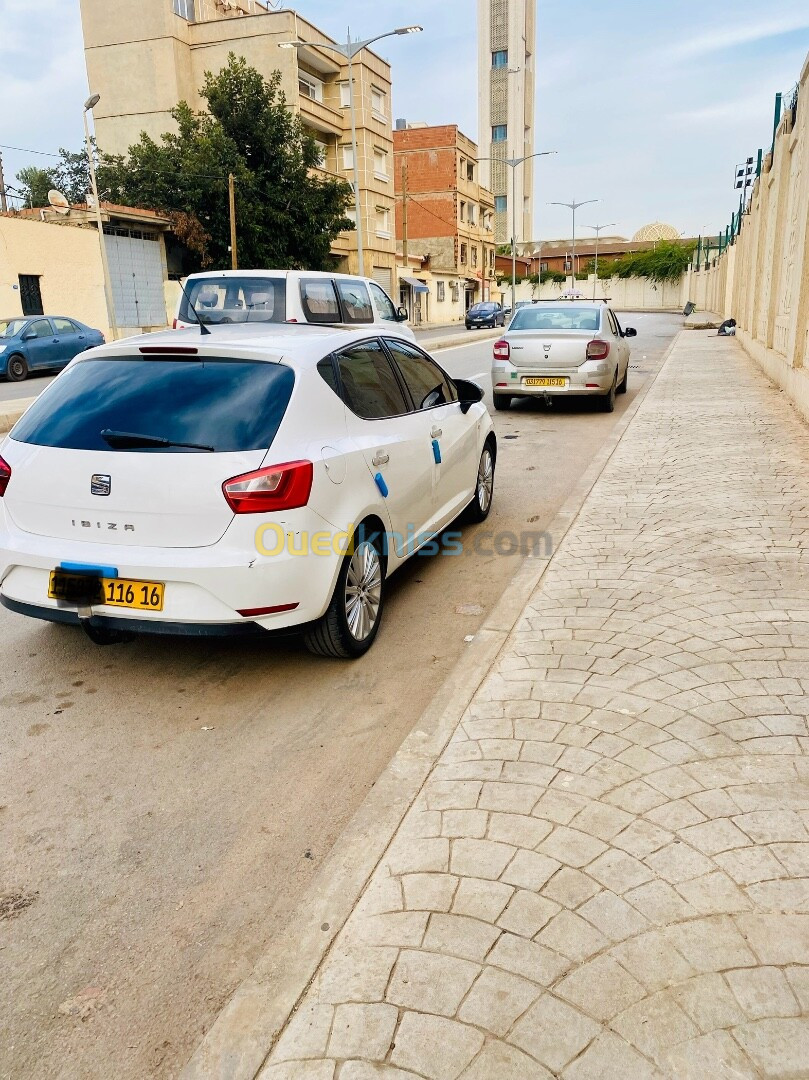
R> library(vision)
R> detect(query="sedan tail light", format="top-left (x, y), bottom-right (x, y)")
top-left (223, 460), bottom-right (313, 514)
top-left (586, 340), bottom-right (611, 361)
top-left (0, 456), bottom-right (10, 496)
top-left (493, 339), bottom-right (511, 361)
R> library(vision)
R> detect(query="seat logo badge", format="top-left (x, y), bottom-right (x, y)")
top-left (91, 474), bottom-right (111, 496)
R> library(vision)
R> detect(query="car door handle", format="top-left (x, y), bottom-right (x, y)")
top-left (430, 426), bottom-right (442, 438)
top-left (372, 452), bottom-right (389, 467)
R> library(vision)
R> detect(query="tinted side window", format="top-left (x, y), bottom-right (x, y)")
top-left (53, 318), bottom-right (75, 334)
top-left (384, 340), bottom-right (458, 410)
top-left (317, 355), bottom-right (340, 396)
top-left (335, 279), bottom-right (374, 323)
top-left (336, 341), bottom-right (408, 419)
top-left (368, 281), bottom-right (397, 321)
top-left (29, 319), bottom-right (53, 338)
top-left (612, 310), bottom-right (624, 336)
top-left (300, 279), bottom-right (341, 323)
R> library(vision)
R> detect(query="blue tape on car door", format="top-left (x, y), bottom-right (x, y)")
top-left (432, 439), bottom-right (442, 464)
top-left (374, 473), bottom-right (389, 498)
top-left (60, 561), bottom-right (119, 578)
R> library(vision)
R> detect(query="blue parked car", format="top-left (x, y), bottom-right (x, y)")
top-left (0, 316), bottom-right (105, 382)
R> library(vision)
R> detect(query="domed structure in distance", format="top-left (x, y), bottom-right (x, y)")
top-left (632, 222), bottom-right (681, 242)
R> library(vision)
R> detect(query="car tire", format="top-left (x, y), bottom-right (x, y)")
top-left (493, 392), bottom-right (512, 411)
top-left (304, 524), bottom-right (386, 659)
top-left (6, 354), bottom-right (28, 382)
top-left (617, 365), bottom-right (628, 394)
top-left (464, 440), bottom-right (496, 523)
top-left (600, 373), bottom-right (617, 412)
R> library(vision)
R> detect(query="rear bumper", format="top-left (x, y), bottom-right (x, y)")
top-left (491, 366), bottom-right (613, 396)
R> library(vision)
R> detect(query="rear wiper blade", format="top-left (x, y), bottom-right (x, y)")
top-left (101, 429), bottom-right (215, 452)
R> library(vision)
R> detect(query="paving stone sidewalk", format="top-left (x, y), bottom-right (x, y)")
top-left (260, 333), bottom-right (809, 1079)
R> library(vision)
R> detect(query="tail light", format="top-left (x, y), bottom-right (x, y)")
top-left (0, 456), bottom-right (10, 496)
top-left (493, 339), bottom-right (511, 361)
top-left (172, 318), bottom-right (178, 329)
top-left (223, 460), bottom-right (313, 514)
top-left (586, 340), bottom-right (610, 361)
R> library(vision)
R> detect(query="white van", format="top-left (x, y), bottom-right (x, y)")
top-left (174, 270), bottom-right (415, 340)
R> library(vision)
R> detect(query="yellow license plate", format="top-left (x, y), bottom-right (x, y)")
top-left (523, 377), bottom-right (567, 387)
top-left (48, 571), bottom-right (165, 611)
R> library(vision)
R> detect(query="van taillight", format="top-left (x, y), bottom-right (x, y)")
top-left (172, 318), bottom-right (178, 329)
top-left (0, 456), bottom-right (11, 496)
top-left (223, 460), bottom-right (313, 514)
top-left (493, 339), bottom-right (511, 361)
top-left (586, 340), bottom-right (610, 361)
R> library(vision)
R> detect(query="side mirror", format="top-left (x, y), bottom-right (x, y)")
top-left (395, 306), bottom-right (409, 322)
top-left (22, 329), bottom-right (36, 340)
top-left (455, 378), bottom-right (484, 414)
top-left (624, 327), bottom-right (637, 338)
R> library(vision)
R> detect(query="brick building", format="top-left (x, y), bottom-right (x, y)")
top-left (393, 124), bottom-right (496, 325)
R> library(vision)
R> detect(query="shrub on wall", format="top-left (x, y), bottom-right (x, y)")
top-left (610, 241), bottom-right (697, 283)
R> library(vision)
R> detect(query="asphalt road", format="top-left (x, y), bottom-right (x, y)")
top-left (0, 312), bottom-right (682, 1079)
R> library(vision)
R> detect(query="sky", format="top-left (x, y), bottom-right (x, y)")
top-left (0, 0), bottom-right (807, 240)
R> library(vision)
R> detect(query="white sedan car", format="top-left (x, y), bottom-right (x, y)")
top-left (0, 325), bottom-right (495, 657)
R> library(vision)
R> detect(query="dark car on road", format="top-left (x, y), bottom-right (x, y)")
top-left (465, 302), bottom-right (505, 330)
top-left (0, 316), bottom-right (105, 382)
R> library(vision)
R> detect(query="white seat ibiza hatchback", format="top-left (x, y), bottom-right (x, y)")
top-left (0, 325), bottom-right (495, 657)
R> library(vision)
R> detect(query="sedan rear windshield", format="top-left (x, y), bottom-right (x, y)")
top-left (11, 357), bottom-right (295, 453)
top-left (179, 277), bottom-right (287, 325)
top-left (510, 306), bottom-right (601, 331)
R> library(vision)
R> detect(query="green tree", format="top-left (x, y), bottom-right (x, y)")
top-left (15, 166), bottom-right (55, 208)
top-left (100, 54), bottom-right (353, 270)
top-left (610, 241), bottom-right (697, 283)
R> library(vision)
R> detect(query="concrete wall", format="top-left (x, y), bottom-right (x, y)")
top-left (493, 275), bottom-right (688, 311)
top-left (0, 217), bottom-right (110, 336)
top-left (690, 53), bottom-right (809, 418)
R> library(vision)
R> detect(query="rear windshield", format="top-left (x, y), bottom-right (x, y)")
top-left (179, 277), bottom-right (287, 325)
top-left (11, 357), bottom-right (295, 453)
top-left (510, 306), bottom-right (601, 331)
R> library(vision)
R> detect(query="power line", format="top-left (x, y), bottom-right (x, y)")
top-left (0, 143), bottom-right (61, 158)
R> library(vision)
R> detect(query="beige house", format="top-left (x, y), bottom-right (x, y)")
top-left (79, 0), bottom-right (397, 289)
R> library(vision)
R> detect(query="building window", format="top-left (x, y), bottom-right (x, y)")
top-left (459, 243), bottom-right (467, 266)
top-left (313, 139), bottom-right (329, 166)
top-left (459, 200), bottom-right (466, 222)
top-left (371, 86), bottom-right (387, 119)
top-left (172, 0), bottom-right (196, 20)
top-left (437, 281), bottom-right (445, 302)
top-left (298, 72), bottom-right (324, 103)
top-left (495, 195), bottom-right (507, 212)
top-left (489, 248), bottom-right (495, 268)
top-left (540, 261), bottom-right (548, 271)
top-left (18, 274), bottom-right (43, 316)
top-left (466, 161), bottom-right (474, 182)
top-left (339, 81), bottom-right (351, 107)
top-left (492, 50), bottom-right (508, 68)
top-left (492, 125), bottom-right (507, 142)
top-left (341, 143), bottom-right (354, 170)
top-left (471, 246), bottom-right (478, 268)
top-left (468, 204), bottom-right (476, 225)
top-left (375, 206), bottom-right (391, 238)
top-left (373, 147), bottom-right (388, 181)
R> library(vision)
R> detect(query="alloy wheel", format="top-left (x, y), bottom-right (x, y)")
top-left (344, 541), bottom-right (382, 641)
top-left (477, 447), bottom-right (494, 512)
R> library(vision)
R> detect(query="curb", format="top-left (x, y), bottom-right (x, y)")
top-left (180, 330), bottom-right (685, 1080)
top-left (0, 398), bottom-right (35, 434)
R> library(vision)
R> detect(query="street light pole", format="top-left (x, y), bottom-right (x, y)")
top-left (549, 199), bottom-right (598, 293)
top-left (479, 150), bottom-right (557, 312)
top-left (83, 94), bottom-right (118, 341)
top-left (280, 26), bottom-right (422, 278)
top-left (583, 222), bottom-right (616, 299)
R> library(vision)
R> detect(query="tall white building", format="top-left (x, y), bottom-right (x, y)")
top-left (477, 0), bottom-right (536, 245)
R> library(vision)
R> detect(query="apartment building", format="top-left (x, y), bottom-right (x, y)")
top-left (393, 124), bottom-right (496, 324)
top-left (78, 0), bottom-right (396, 286)
top-left (477, 0), bottom-right (536, 246)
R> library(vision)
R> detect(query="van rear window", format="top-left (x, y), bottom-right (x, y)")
top-left (179, 277), bottom-right (287, 325)
top-left (11, 357), bottom-right (295, 453)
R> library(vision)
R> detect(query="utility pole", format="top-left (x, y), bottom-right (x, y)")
top-left (401, 160), bottom-right (408, 268)
top-left (0, 151), bottom-right (7, 213)
top-left (228, 173), bottom-right (238, 270)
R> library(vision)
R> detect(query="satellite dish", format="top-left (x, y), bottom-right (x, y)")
top-left (48, 189), bottom-right (70, 215)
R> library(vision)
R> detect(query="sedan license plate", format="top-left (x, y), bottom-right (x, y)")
top-left (48, 571), bottom-right (164, 611)
top-left (523, 377), bottom-right (567, 388)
